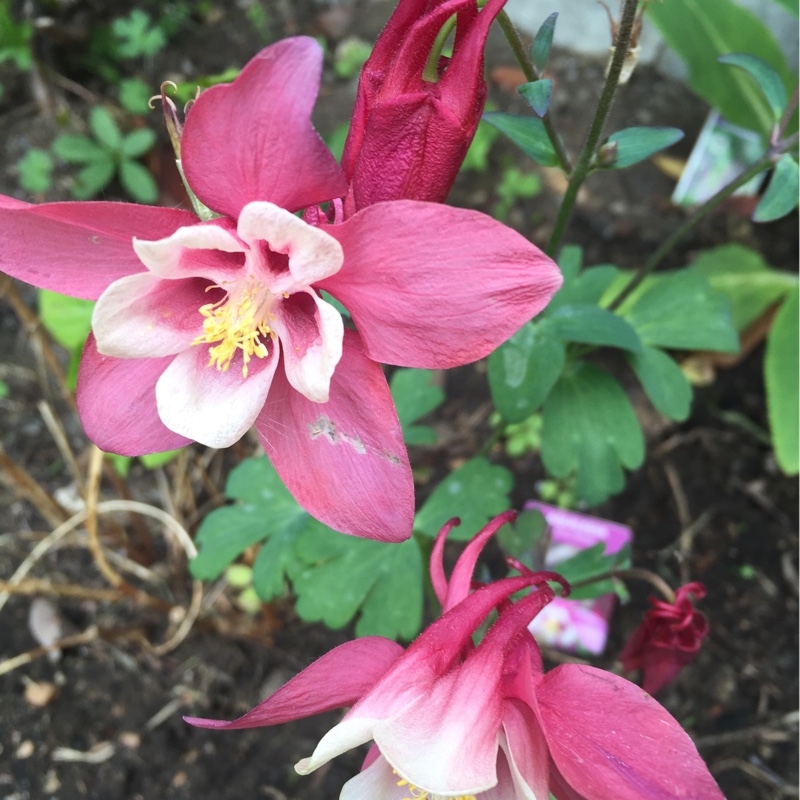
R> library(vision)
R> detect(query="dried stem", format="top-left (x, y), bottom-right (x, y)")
top-left (0, 276), bottom-right (77, 413)
top-left (0, 441), bottom-right (68, 528)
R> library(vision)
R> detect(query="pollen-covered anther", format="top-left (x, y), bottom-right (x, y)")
top-left (192, 279), bottom-right (277, 377)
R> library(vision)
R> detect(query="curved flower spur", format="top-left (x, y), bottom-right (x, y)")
top-left (0, 37), bottom-right (562, 540)
top-left (186, 512), bottom-right (725, 799)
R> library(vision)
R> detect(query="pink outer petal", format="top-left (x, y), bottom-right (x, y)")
top-left (0, 201), bottom-right (196, 300)
top-left (92, 273), bottom-right (211, 358)
top-left (499, 700), bottom-right (551, 800)
top-left (274, 291), bottom-right (343, 403)
top-left (76, 334), bottom-right (192, 456)
top-left (181, 38), bottom-right (347, 219)
top-left (236, 201), bottom-right (343, 289)
top-left (185, 636), bottom-right (403, 731)
top-left (320, 201), bottom-right (563, 368)
top-left (367, 585), bottom-right (553, 795)
top-left (156, 343), bottom-right (278, 448)
top-left (255, 329), bottom-right (413, 542)
top-left (534, 665), bottom-right (725, 800)
top-left (373, 645), bottom-right (505, 795)
top-left (133, 219), bottom-right (246, 283)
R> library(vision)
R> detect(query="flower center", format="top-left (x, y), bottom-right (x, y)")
top-left (193, 276), bottom-right (282, 378)
top-left (395, 773), bottom-right (476, 800)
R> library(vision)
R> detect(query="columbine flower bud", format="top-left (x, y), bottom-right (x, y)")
top-left (341, 0), bottom-right (506, 213)
top-left (620, 581), bottom-right (710, 694)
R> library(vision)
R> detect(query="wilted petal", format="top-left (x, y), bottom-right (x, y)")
top-left (274, 291), bottom-right (344, 403)
top-left (0, 199), bottom-right (196, 299)
top-left (92, 273), bottom-right (213, 358)
top-left (156, 342), bottom-right (278, 448)
top-left (535, 665), bottom-right (725, 800)
top-left (76, 334), bottom-right (192, 455)
top-left (321, 200), bottom-right (562, 368)
top-left (182, 38), bottom-right (347, 219)
top-left (255, 330), bottom-right (413, 542)
top-left (186, 637), bottom-right (403, 730)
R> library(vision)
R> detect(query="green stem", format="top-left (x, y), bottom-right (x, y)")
top-left (607, 153), bottom-right (774, 311)
top-left (570, 567), bottom-right (676, 603)
top-left (546, 0), bottom-right (639, 257)
top-left (496, 10), bottom-right (572, 173)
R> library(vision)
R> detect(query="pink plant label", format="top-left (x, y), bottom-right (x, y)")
top-left (524, 501), bottom-right (633, 656)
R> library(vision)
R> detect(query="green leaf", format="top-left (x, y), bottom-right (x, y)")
top-left (546, 305), bottom-right (642, 352)
top-left (71, 157), bottom-right (115, 199)
top-left (415, 457), bottom-right (514, 540)
top-left (291, 520), bottom-right (423, 640)
top-left (252, 523), bottom-right (306, 601)
top-left (389, 369), bottom-right (445, 428)
top-left (190, 456), bottom-right (308, 580)
top-left (604, 127), bottom-right (684, 169)
top-left (38, 290), bottom-right (94, 350)
top-left (390, 368), bottom-right (444, 447)
top-left (647, 0), bottom-right (795, 135)
top-left (90, 107), bottom-right (123, 151)
top-left (119, 160), bottom-right (158, 203)
top-left (17, 149), bottom-right (53, 193)
top-left (719, 53), bottom-right (789, 121)
top-left (531, 12), bottom-right (558, 72)
top-left (620, 269), bottom-right (739, 352)
top-left (765, 287), bottom-right (799, 474)
top-left (548, 264), bottom-right (620, 313)
top-left (0, 379), bottom-right (8, 400)
top-left (121, 128), bottom-right (156, 158)
top-left (691, 243), bottom-right (797, 329)
top-left (52, 134), bottom-right (107, 164)
top-left (140, 448), bottom-right (183, 469)
top-left (551, 542), bottom-right (632, 601)
top-left (112, 9), bottom-right (167, 59)
top-left (497, 508), bottom-right (548, 562)
top-left (753, 154), bottom-right (800, 222)
top-left (488, 323), bottom-right (565, 422)
top-left (557, 245), bottom-right (583, 283)
top-left (627, 345), bottom-right (693, 421)
top-left (772, 0), bottom-right (798, 15)
top-left (518, 80), bottom-right (552, 118)
top-left (118, 77), bottom-right (153, 114)
top-left (461, 117), bottom-right (501, 173)
top-left (333, 36), bottom-right (372, 80)
top-left (483, 112), bottom-right (558, 167)
top-left (541, 363), bottom-right (644, 506)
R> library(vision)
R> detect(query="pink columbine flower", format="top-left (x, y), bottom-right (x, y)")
top-left (620, 581), bottom-right (710, 695)
top-left (187, 513), bottom-right (724, 799)
top-left (342, 0), bottom-right (506, 213)
top-left (0, 38), bottom-right (561, 541)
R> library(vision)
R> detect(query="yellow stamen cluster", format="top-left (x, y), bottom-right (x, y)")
top-left (395, 772), bottom-right (477, 800)
top-left (193, 280), bottom-right (275, 378)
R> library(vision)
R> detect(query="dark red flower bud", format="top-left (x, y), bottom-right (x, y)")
top-left (620, 582), bottom-right (709, 695)
top-left (342, 0), bottom-right (506, 213)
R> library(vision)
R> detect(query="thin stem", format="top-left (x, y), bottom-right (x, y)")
top-left (496, 10), bottom-right (572, 173)
top-left (546, 0), bottom-right (640, 256)
top-left (571, 567), bottom-right (676, 603)
top-left (607, 153), bottom-right (773, 311)
top-left (776, 86), bottom-right (799, 142)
